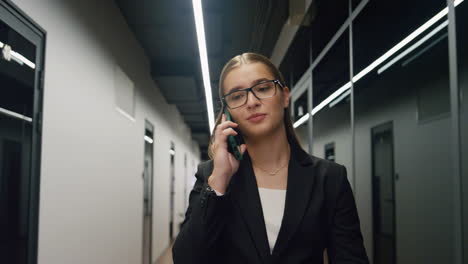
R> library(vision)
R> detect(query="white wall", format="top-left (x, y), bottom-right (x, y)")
top-left (11, 0), bottom-right (200, 263)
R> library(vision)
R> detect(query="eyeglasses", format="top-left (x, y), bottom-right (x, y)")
top-left (222, 79), bottom-right (283, 109)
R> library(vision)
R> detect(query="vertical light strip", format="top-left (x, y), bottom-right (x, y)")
top-left (192, 0), bottom-right (215, 134)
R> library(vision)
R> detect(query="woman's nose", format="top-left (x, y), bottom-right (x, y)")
top-left (245, 91), bottom-right (261, 108)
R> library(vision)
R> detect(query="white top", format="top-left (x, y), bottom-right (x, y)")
top-left (258, 187), bottom-right (287, 253)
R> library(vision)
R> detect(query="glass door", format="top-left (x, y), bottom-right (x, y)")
top-left (142, 121), bottom-right (154, 264)
top-left (0, 2), bottom-right (44, 264)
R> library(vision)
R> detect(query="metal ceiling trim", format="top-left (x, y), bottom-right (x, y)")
top-left (270, 0), bottom-right (314, 66)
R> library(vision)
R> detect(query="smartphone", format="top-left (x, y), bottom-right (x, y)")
top-left (224, 110), bottom-right (243, 160)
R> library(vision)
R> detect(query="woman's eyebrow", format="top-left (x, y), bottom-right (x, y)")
top-left (252, 78), bottom-right (270, 85)
top-left (226, 78), bottom-right (271, 93)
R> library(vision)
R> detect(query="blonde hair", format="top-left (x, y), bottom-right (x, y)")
top-left (208, 52), bottom-right (302, 159)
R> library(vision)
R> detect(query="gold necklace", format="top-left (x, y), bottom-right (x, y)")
top-left (251, 144), bottom-right (291, 176)
top-left (253, 161), bottom-right (289, 175)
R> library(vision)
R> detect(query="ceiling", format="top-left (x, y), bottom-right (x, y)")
top-left (115, 0), bottom-right (288, 159)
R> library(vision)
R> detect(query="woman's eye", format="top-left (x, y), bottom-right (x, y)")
top-left (257, 86), bottom-right (271, 92)
top-left (231, 93), bottom-right (244, 101)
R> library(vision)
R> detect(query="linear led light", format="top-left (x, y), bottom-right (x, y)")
top-left (293, 113), bottom-right (310, 128)
top-left (294, 0), bottom-right (464, 129)
top-left (402, 33), bottom-right (448, 67)
top-left (378, 20), bottom-right (449, 74)
top-left (192, 0), bottom-right (215, 134)
top-left (0, 106), bottom-right (33, 123)
top-left (115, 107), bottom-right (136, 122)
top-left (293, 81), bottom-right (351, 128)
top-left (0, 41), bottom-right (36, 69)
top-left (329, 88), bottom-right (351, 108)
top-left (312, 82), bottom-right (352, 116)
top-left (11, 50), bottom-right (35, 69)
top-left (144, 135), bottom-right (154, 144)
top-left (352, 0), bottom-right (463, 84)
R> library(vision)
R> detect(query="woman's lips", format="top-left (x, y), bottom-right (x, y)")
top-left (247, 114), bottom-right (267, 123)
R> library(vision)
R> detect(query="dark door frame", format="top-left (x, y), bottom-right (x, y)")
top-left (371, 121), bottom-right (396, 264)
top-left (142, 120), bottom-right (154, 264)
top-left (0, 1), bottom-right (46, 263)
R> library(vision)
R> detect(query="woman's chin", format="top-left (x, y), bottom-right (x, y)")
top-left (244, 125), bottom-right (275, 140)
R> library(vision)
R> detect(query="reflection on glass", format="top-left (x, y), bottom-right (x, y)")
top-left (309, 0), bottom-right (349, 60)
top-left (311, 28), bottom-right (351, 178)
top-left (169, 142), bottom-right (175, 242)
top-left (0, 18), bottom-right (36, 264)
top-left (353, 0), bottom-right (453, 263)
top-left (455, 0), bottom-right (468, 262)
top-left (324, 142), bottom-right (336, 162)
top-left (142, 121), bottom-right (154, 264)
top-left (294, 91), bottom-right (310, 152)
top-left (285, 28), bottom-right (312, 86)
top-left (294, 91), bottom-right (308, 122)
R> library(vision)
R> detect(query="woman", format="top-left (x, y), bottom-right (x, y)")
top-left (173, 53), bottom-right (369, 263)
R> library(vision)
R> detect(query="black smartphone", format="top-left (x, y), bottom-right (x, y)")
top-left (224, 110), bottom-right (243, 160)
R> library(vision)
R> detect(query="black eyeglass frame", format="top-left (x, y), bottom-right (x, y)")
top-left (221, 79), bottom-right (284, 109)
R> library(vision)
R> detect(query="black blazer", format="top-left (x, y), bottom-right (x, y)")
top-left (173, 142), bottom-right (369, 264)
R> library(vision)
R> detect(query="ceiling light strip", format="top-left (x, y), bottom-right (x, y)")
top-left (294, 1), bottom-right (465, 129)
top-left (293, 81), bottom-right (352, 128)
top-left (115, 107), bottom-right (136, 122)
top-left (144, 135), bottom-right (154, 144)
top-left (10, 50), bottom-right (36, 69)
top-left (329, 89), bottom-right (351, 108)
top-left (311, 82), bottom-right (352, 116)
top-left (293, 113), bottom-right (310, 128)
top-left (352, 3), bottom-right (454, 83)
top-left (377, 20), bottom-right (449, 75)
top-left (0, 41), bottom-right (36, 69)
top-left (192, 0), bottom-right (215, 134)
top-left (0, 106), bottom-right (33, 123)
top-left (402, 32), bottom-right (448, 67)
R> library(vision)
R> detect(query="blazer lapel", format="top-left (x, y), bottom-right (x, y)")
top-left (272, 143), bottom-right (315, 256)
top-left (230, 152), bottom-right (272, 263)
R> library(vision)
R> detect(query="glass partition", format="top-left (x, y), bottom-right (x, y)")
top-left (353, 1), bottom-right (454, 262)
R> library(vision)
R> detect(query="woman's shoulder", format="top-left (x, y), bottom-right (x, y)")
top-left (309, 155), bottom-right (346, 175)
top-left (308, 155), bottom-right (350, 196)
top-left (292, 144), bottom-right (345, 176)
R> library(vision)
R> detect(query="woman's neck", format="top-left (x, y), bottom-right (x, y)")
top-left (244, 127), bottom-right (290, 167)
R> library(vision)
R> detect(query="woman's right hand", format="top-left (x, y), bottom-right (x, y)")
top-left (208, 113), bottom-right (247, 194)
